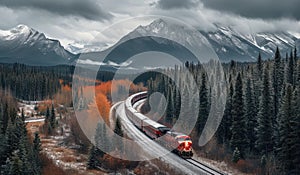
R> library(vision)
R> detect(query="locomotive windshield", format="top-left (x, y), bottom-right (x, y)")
top-left (159, 127), bottom-right (170, 134)
top-left (177, 137), bottom-right (191, 142)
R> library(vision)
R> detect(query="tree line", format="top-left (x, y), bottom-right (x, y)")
top-left (146, 47), bottom-right (299, 174)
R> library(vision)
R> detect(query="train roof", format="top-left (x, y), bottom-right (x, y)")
top-left (167, 131), bottom-right (190, 138)
top-left (125, 91), bottom-right (147, 107)
top-left (126, 106), bottom-right (137, 113)
top-left (134, 112), bottom-right (149, 120)
top-left (143, 118), bottom-right (167, 129)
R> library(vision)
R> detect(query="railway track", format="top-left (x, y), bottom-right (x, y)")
top-left (186, 158), bottom-right (224, 175)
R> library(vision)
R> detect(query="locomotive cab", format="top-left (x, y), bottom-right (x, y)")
top-left (176, 136), bottom-right (193, 158)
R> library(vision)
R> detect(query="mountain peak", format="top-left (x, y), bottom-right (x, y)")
top-left (151, 18), bottom-right (168, 26)
top-left (11, 24), bottom-right (36, 35)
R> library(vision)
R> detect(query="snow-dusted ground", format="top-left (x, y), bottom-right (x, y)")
top-left (23, 100), bottom-right (105, 175)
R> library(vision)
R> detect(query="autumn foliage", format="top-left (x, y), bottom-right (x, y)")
top-left (81, 79), bottom-right (146, 124)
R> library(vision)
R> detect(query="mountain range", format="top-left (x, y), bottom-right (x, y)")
top-left (0, 20), bottom-right (299, 66)
top-left (0, 25), bottom-right (78, 66)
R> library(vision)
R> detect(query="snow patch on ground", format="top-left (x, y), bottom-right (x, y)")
top-left (193, 155), bottom-right (250, 175)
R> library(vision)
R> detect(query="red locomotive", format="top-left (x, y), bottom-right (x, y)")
top-left (125, 91), bottom-right (193, 159)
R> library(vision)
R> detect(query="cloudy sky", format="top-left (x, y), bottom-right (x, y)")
top-left (1, 0), bottom-right (300, 50)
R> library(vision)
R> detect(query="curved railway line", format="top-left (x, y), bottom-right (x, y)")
top-left (111, 91), bottom-right (226, 175)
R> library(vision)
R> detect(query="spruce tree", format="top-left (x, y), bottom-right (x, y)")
top-left (197, 72), bottom-right (209, 136)
top-left (290, 87), bottom-right (300, 174)
top-left (277, 85), bottom-right (294, 174)
top-left (232, 147), bottom-right (241, 163)
top-left (287, 51), bottom-right (295, 85)
top-left (296, 59), bottom-right (300, 86)
top-left (50, 104), bottom-right (56, 129)
top-left (32, 132), bottom-right (42, 175)
top-left (87, 146), bottom-right (98, 169)
top-left (217, 81), bottom-right (233, 145)
top-left (18, 134), bottom-right (31, 174)
top-left (272, 47), bottom-right (284, 131)
top-left (8, 151), bottom-right (22, 175)
top-left (174, 88), bottom-right (181, 120)
top-left (230, 73), bottom-right (247, 157)
top-left (257, 52), bottom-right (263, 78)
top-left (165, 87), bottom-right (174, 124)
top-left (245, 78), bottom-right (256, 152)
top-left (45, 106), bottom-right (50, 124)
top-left (21, 109), bottom-right (25, 122)
top-left (256, 65), bottom-right (273, 154)
top-left (0, 132), bottom-right (8, 165)
top-left (181, 85), bottom-right (191, 130)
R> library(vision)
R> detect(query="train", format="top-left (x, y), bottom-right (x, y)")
top-left (125, 91), bottom-right (193, 159)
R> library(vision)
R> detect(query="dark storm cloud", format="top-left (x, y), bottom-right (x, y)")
top-left (0, 0), bottom-right (113, 21)
top-left (201, 0), bottom-right (300, 20)
top-left (155, 0), bottom-right (200, 9)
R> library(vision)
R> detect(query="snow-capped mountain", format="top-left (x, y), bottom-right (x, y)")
top-left (0, 25), bottom-right (78, 65)
top-left (79, 19), bottom-right (215, 68)
top-left (202, 24), bottom-right (300, 62)
top-left (80, 19), bottom-right (300, 64)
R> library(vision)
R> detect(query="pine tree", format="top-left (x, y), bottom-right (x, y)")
top-left (245, 78), bottom-right (256, 152)
top-left (87, 146), bottom-right (99, 169)
top-left (21, 109), bottom-right (25, 122)
top-left (197, 72), bottom-right (209, 136)
top-left (0, 132), bottom-right (8, 165)
top-left (1, 158), bottom-right (11, 175)
top-left (260, 154), bottom-right (267, 175)
top-left (217, 80), bottom-right (233, 145)
top-left (296, 59), bottom-right (300, 86)
top-left (256, 65), bottom-right (273, 154)
top-left (181, 85), bottom-right (191, 130)
top-left (232, 147), bottom-right (241, 163)
top-left (8, 151), bottom-right (22, 175)
top-left (165, 87), bottom-right (174, 124)
top-left (287, 51), bottom-right (295, 85)
top-left (18, 134), bottom-right (31, 174)
top-left (290, 87), bottom-right (300, 174)
top-left (257, 52), bottom-right (263, 78)
top-left (45, 106), bottom-right (50, 124)
top-left (230, 73), bottom-right (247, 157)
top-left (2, 103), bottom-right (9, 133)
top-left (272, 47), bottom-right (284, 130)
top-left (50, 104), bottom-right (56, 129)
top-left (277, 85), bottom-right (294, 174)
top-left (32, 132), bottom-right (42, 175)
top-left (174, 88), bottom-right (181, 120)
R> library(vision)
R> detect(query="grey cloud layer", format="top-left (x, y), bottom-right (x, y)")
top-left (201, 0), bottom-right (300, 20)
top-left (155, 0), bottom-right (200, 9)
top-left (0, 0), bottom-right (113, 21)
